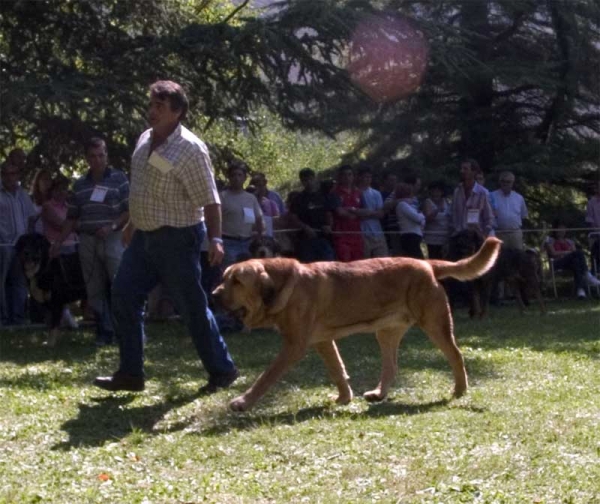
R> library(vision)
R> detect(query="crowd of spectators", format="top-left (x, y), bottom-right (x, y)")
top-left (2, 146), bottom-right (599, 337)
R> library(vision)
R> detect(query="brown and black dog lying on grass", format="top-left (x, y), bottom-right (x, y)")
top-left (447, 230), bottom-right (546, 317)
top-left (212, 237), bottom-right (501, 412)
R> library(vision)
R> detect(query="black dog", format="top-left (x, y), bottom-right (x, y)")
top-left (249, 235), bottom-right (282, 259)
top-left (15, 233), bottom-right (87, 343)
top-left (447, 229), bottom-right (546, 317)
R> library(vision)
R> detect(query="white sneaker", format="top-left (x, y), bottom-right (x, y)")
top-left (576, 287), bottom-right (587, 299)
top-left (586, 271), bottom-right (600, 287)
top-left (60, 308), bottom-right (79, 329)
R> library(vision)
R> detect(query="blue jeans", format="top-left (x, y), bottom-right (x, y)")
top-left (111, 224), bottom-right (236, 378)
top-left (222, 238), bottom-right (251, 269)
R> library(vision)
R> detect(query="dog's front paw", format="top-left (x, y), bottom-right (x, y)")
top-left (329, 390), bottom-right (353, 405)
top-left (363, 389), bottom-right (387, 402)
top-left (229, 395), bottom-right (251, 412)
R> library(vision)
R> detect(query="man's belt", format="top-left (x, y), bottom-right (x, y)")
top-left (222, 234), bottom-right (252, 241)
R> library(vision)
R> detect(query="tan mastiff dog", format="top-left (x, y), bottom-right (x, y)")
top-left (213, 237), bottom-right (501, 412)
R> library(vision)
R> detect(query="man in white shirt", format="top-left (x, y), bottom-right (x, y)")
top-left (220, 161), bottom-right (264, 268)
top-left (94, 80), bottom-right (238, 394)
top-left (490, 171), bottom-right (529, 249)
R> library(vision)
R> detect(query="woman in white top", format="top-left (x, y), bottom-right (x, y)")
top-left (395, 182), bottom-right (426, 259)
top-left (423, 181), bottom-right (451, 259)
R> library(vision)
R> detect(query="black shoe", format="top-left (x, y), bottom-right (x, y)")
top-left (199, 368), bottom-right (239, 395)
top-left (94, 372), bottom-right (145, 392)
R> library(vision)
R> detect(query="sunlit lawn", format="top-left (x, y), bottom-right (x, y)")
top-left (1, 299), bottom-right (599, 503)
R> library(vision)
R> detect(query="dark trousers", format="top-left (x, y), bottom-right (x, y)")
top-left (400, 233), bottom-right (424, 259)
top-left (111, 224), bottom-right (236, 378)
top-left (427, 244), bottom-right (445, 260)
top-left (553, 250), bottom-right (588, 290)
top-left (296, 237), bottom-right (335, 263)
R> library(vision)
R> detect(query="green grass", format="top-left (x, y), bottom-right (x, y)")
top-left (1, 300), bottom-right (599, 503)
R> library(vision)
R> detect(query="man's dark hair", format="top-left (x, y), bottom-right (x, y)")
top-left (357, 166), bottom-right (372, 177)
top-left (403, 173), bottom-right (419, 185)
top-left (428, 180), bottom-right (447, 194)
top-left (150, 80), bottom-right (189, 121)
top-left (84, 137), bottom-right (106, 154)
top-left (299, 168), bottom-right (315, 180)
top-left (462, 158), bottom-right (480, 173)
top-left (337, 164), bottom-right (354, 176)
top-left (228, 160), bottom-right (248, 177)
top-left (51, 173), bottom-right (71, 191)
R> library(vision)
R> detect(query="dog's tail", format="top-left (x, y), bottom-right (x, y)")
top-left (429, 237), bottom-right (501, 281)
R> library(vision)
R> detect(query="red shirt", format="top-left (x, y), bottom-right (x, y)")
top-left (332, 186), bottom-right (363, 235)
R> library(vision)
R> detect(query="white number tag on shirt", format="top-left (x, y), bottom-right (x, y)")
top-left (243, 207), bottom-right (256, 224)
top-left (90, 186), bottom-right (108, 203)
top-left (467, 209), bottom-right (480, 224)
top-left (148, 152), bottom-right (174, 174)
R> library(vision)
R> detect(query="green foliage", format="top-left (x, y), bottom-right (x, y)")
top-left (1, 0), bottom-right (598, 216)
top-left (0, 301), bottom-right (599, 502)
top-left (201, 110), bottom-right (358, 191)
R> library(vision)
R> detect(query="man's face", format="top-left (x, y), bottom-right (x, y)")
top-left (9, 149), bottom-right (26, 168)
top-left (228, 168), bottom-right (247, 190)
top-left (86, 145), bottom-right (108, 173)
top-left (499, 175), bottom-right (514, 195)
top-left (460, 163), bottom-right (475, 183)
top-left (148, 96), bottom-right (181, 133)
top-left (358, 172), bottom-right (372, 187)
top-left (300, 175), bottom-right (317, 191)
top-left (384, 174), bottom-right (397, 191)
top-left (338, 169), bottom-right (354, 187)
top-left (251, 176), bottom-right (267, 194)
top-left (1, 163), bottom-right (20, 192)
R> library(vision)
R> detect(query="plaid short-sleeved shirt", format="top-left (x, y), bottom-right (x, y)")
top-left (129, 124), bottom-right (221, 231)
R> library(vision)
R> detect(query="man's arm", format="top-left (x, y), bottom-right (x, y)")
top-left (204, 203), bottom-right (224, 266)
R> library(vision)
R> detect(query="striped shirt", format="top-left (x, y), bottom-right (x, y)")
top-left (0, 184), bottom-right (37, 245)
top-left (450, 182), bottom-right (494, 235)
top-left (129, 124), bottom-right (220, 231)
top-left (67, 168), bottom-right (129, 234)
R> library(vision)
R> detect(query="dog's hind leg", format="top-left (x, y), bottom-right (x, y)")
top-left (314, 340), bottom-right (353, 405)
top-left (419, 305), bottom-right (468, 398)
top-left (363, 325), bottom-right (409, 402)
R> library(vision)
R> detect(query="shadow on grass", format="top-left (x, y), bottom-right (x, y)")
top-left (52, 389), bottom-right (201, 451)
top-left (195, 396), bottom-right (486, 437)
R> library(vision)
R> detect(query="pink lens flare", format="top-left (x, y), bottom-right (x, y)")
top-left (348, 13), bottom-right (429, 103)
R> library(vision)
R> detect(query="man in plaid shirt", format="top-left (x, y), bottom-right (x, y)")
top-left (94, 80), bottom-right (238, 393)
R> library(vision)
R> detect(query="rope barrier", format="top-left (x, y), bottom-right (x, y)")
top-left (271, 227), bottom-right (600, 236)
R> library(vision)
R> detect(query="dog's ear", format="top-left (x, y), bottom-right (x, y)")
top-left (264, 261), bottom-right (300, 315)
top-left (259, 270), bottom-right (276, 306)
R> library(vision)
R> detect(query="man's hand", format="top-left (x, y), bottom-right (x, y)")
top-left (121, 222), bottom-right (135, 247)
top-left (95, 225), bottom-right (112, 239)
top-left (208, 240), bottom-right (224, 266)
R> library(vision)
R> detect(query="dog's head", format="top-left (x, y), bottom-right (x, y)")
top-left (15, 233), bottom-right (50, 279)
top-left (249, 235), bottom-right (282, 259)
top-left (212, 258), bottom-right (298, 328)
